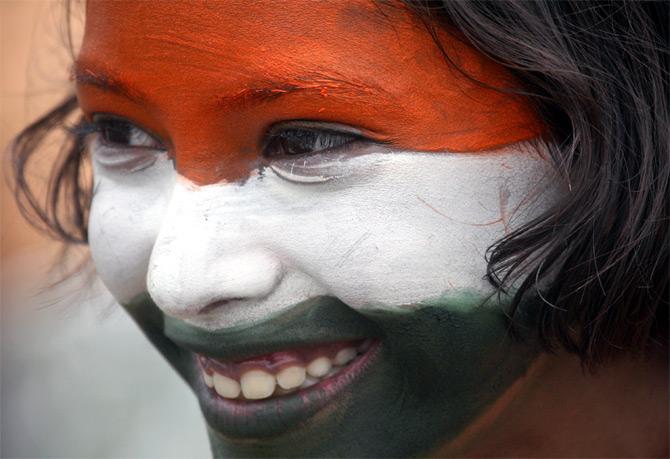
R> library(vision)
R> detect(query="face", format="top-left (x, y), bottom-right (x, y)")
top-left (76, 1), bottom-right (560, 456)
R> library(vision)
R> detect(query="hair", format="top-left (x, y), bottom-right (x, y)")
top-left (9, 1), bottom-right (668, 368)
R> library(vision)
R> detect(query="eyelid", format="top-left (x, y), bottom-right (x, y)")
top-left (261, 120), bottom-right (369, 161)
top-left (87, 114), bottom-right (169, 174)
top-left (264, 120), bottom-right (365, 139)
top-left (264, 121), bottom-right (396, 154)
top-left (262, 122), bottom-right (392, 184)
top-left (266, 142), bottom-right (393, 184)
top-left (91, 113), bottom-right (167, 150)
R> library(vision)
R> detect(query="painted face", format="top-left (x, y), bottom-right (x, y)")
top-left (76, 1), bottom-right (560, 456)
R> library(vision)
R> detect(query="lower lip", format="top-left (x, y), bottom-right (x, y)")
top-left (194, 340), bottom-right (382, 437)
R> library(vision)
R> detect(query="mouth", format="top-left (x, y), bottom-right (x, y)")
top-left (197, 338), bottom-right (376, 400)
top-left (124, 291), bottom-right (540, 456)
top-left (194, 339), bottom-right (381, 438)
top-left (162, 296), bottom-right (384, 437)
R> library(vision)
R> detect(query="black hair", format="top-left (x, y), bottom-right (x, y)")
top-left (9, 1), bottom-right (668, 368)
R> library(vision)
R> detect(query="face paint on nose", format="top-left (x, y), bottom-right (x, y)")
top-left (144, 175), bottom-right (329, 327)
top-left (75, 0), bottom-right (544, 186)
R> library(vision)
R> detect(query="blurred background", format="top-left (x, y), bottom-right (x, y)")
top-left (1, 2), bottom-right (209, 457)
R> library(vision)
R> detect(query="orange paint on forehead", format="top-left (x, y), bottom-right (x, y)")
top-left (76, 0), bottom-right (543, 185)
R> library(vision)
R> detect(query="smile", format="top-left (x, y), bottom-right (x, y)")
top-left (194, 341), bottom-right (382, 438)
top-left (197, 339), bottom-right (376, 400)
top-left (159, 296), bottom-right (384, 437)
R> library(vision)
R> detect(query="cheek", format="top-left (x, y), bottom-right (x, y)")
top-left (88, 143), bottom-right (559, 320)
top-left (266, 145), bottom-right (559, 308)
top-left (88, 158), bottom-right (176, 303)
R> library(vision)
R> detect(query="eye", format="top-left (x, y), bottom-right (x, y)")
top-left (260, 123), bottom-right (387, 184)
top-left (86, 116), bottom-right (168, 174)
top-left (92, 115), bottom-right (164, 150)
top-left (262, 125), bottom-right (363, 158)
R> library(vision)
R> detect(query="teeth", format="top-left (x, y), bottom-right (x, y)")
top-left (240, 369), bottom-right (276, 400)
top-left (203, 372), bottom-right (214, 388)
top-left (333, 347), bottom-right (357, 366)
top-left (204, 343), bottom-right (370, 401)
top-left (301, 376), bottom-right (319, 388)
top-left (276, 365), bottom-right (306, 390)
top-left (307, 356), bottom-right (332, 378)
top-left (213, 373), bottom-right (241, 399)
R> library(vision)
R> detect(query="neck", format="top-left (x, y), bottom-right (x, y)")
top-left (443, 352), bottom-right (669, 457)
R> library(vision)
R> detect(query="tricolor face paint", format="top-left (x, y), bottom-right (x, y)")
top-left (76, 0), bottom-right (562, 456)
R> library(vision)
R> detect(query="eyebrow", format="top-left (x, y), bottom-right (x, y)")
top-left (72, 63), bottom-right (390, 110)
top-left (72, 64), bottom-right (148, 105)
top-left (217, 71), bottom-right (388, 108)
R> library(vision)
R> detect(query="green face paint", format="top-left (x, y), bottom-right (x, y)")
top-left (122, 291), bottom-right (540, 457)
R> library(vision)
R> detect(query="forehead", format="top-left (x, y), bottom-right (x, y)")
top-left (84, 0), bottom-right (403, 49)
top-left (78, 0), bottom-right (542, 184)
top-left (81, 1), bottom-right (437, 94)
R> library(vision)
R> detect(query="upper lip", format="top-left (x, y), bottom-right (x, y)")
top-left (164, 296), bottom-right (383, 362)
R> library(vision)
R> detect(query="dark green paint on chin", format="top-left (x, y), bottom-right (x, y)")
top-left (163, 296), bottom-right (384, 362)
top-left (123, 292), bottom-right (195, 382)
top-left (122, 291), bottom-right (541, 458)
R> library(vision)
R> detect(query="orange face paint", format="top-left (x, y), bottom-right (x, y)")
top-left (75, 0), bottom-right (543, 185)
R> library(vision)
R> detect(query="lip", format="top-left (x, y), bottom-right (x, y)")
top-left (194, 340), bottom-right (382, 438)
top-left (162, 296), bottom-right (384, 437)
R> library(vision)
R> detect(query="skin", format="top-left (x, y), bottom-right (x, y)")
top-left (74, 0), bottom-right (543, 185)
top-left (444, 353), bottom-right (669, 458)
top-left (123, 291), bottom-right (541, 457)
top-left (71, 0), bottom-right (669, 457)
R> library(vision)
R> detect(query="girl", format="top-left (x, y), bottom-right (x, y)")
top-left (11, 1), bottom-right (668, 456)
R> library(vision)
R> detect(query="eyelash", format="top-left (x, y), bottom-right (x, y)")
top-left (80, 116), bottom-right (164, 150)
top-left (262, 127), bottom-right (363, 158)
top-left (79, 116), bottom-right (364, 158)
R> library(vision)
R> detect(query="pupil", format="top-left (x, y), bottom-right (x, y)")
top-left (284, 130), bottom-right (317, 155)
top-left (105, 121), bottom-right (132, 144)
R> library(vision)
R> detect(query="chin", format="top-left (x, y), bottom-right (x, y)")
top-left (121, 291), bottom-right (541, 457)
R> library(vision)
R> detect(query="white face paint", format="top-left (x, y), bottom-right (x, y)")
top-left (89, 138), bottom-right (560, 331)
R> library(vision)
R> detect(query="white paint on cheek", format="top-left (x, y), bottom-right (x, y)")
top-left (257, 145), bottom-right (559, 313)
top-left (88, 153), bottom-right (175, 304)
top-left (89, 142), bottom-right (562, 330)
top-left (143, 175), bottom-right (331, 325)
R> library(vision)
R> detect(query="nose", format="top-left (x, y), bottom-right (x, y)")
top-left (146, 180), bottom-right (283, 320)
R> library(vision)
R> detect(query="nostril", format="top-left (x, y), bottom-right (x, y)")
top-left (198, 298), bottom-right (244, 315)
top-left (147, 245), bottom-right (284, 321)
